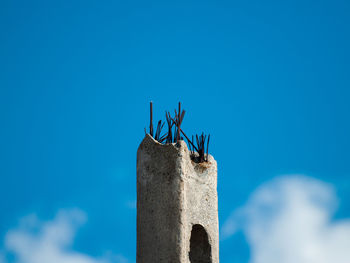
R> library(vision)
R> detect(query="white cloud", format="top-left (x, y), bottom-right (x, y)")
top-left (3, 209), bottom-right (128, 263)
top-left (221, 175), bottom-right (350, 263)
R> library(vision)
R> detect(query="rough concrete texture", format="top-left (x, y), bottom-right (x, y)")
top-left (137, 134), bottom-right (219, 263)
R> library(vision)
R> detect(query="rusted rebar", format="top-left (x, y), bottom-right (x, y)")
top-left (150, 101), bottom-right (153, 137)
top-left (145, 102), bottom-right (211, 163)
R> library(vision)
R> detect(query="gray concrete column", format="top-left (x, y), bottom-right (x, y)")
top-left (137, 134), bottom-right (219, 263)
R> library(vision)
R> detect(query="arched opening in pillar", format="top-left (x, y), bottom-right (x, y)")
top-left (189, 224), bottom-right (212, 263)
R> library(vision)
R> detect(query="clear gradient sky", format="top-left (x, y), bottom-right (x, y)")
top-left (1, 1), bottom-right (350, 263)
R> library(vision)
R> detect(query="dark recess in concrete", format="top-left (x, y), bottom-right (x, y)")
top-left (189, 224), bottom-right (212, 263)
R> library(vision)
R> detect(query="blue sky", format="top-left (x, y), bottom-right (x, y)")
top-left (1, 0), bottom-right (350, 262)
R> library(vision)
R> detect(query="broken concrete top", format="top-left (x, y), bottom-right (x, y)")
top-left (138, 134), bottom-right (216, 176)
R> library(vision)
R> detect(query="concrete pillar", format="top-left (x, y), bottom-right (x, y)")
top-left (137, 134), bottom-right (219, 263)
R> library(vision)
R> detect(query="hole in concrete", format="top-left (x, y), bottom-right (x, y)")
top-left (189, 224), bottom-right (212, 263)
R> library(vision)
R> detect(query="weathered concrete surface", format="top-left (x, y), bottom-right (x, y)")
top-left (137, 134), bottom-right (219, 263)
